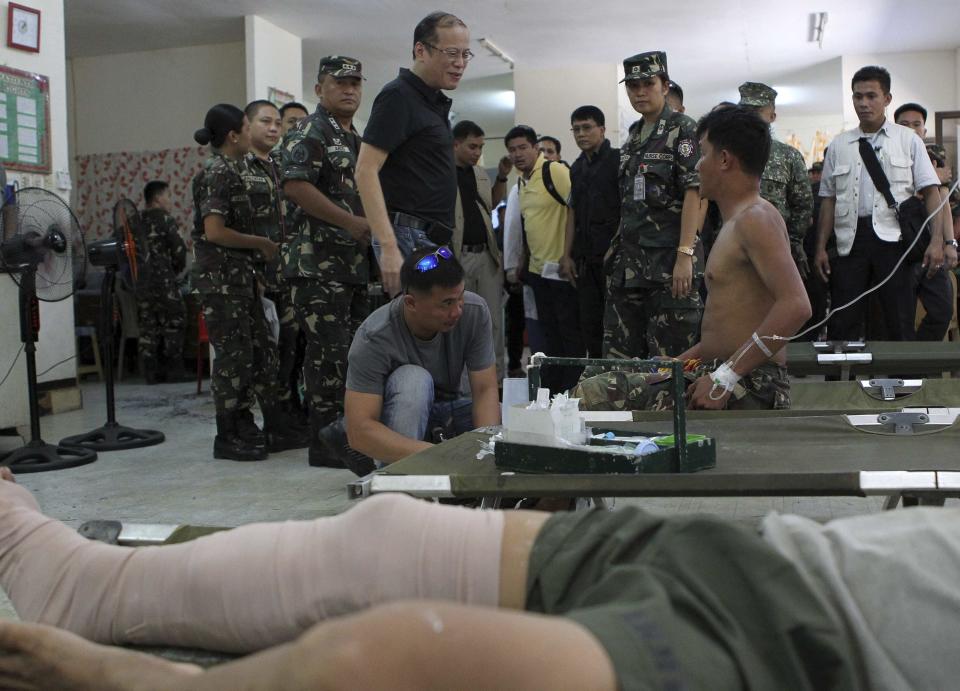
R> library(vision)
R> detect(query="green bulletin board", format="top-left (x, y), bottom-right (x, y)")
top-left (0, 65), bottom-right (50, 173)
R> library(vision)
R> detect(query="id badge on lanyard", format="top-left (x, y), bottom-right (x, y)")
top-left (633, 172), bottom-right (645, 201)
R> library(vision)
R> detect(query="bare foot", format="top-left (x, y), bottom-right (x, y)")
top-left (0, 619), bottom-right (202, 690)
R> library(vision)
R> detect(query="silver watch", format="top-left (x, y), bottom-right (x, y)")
top-left (947, 239), bottom-right (959, 248)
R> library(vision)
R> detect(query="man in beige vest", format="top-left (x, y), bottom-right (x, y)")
top-left (452, 120), bottom-right (510, 378)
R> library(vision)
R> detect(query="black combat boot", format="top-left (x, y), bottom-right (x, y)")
top-left (263, 405), bottom-right (311, 452)
top-left (164, 347), bottom-right (195, 383)
top-left (142, 357), bottom-right (159, 385)
top-left (234, 408), bottom-right (267, 453)
top-left (308, 412), bottom-right (345, 468)
top-left (310, 416), bottom-right (376, 476)
top-left (214, 412), bottom-right (268, 461)
top-left (282, 399), bottom-right (310, 432)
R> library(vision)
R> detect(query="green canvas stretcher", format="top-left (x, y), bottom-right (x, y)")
top-left (349, 412), bottom-right (960, 501)
top-left (786, 340), bottom-right (960, 378)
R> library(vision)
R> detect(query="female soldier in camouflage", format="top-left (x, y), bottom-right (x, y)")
top-left (191, 105), bottom-right (286, 461)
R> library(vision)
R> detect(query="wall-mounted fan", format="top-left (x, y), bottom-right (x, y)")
top-left (61, 198), bottom-right (164, 451)
top-left (0, 187), bottom-right (97, 472)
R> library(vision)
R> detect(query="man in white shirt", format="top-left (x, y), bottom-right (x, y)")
top-left (814, 65), bottom-right (945, 341)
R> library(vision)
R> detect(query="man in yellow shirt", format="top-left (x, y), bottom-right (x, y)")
top-left (505, 125), bottom-right (585, 392)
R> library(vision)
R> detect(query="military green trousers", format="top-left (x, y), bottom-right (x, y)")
top-left (290, 280), bottom-right (368, 427)
top-left (602, 282), bottom-right (702, 359)
top-left (201, 291), bottom-right (279, 415)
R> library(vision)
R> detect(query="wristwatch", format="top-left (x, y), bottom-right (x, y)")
top-left (677, 245), bottom-right (695, 256)
top-left (946, 239), bottom-right (959, 248)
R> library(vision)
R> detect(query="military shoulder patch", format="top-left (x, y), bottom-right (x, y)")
top-left (677, 139), bottom-right (695, 158)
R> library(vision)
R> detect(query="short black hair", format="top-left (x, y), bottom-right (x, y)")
top-left (452, 120), bottom-right (484, 141)
top-left (851, 65), bottom-right (891, 94)
top-left (505, 125), bottom-right (538, 147)
top-left (280, 102), bottom-right (308, 118)
top-left (537, 135), bottom-right (561, 154)
top-left (696, 105), bottom-right (771, 178)
top-left (244, 99), bottom-right (278, 120)
top-left (570, 105), bottom-right (605, 127)
top-left (143, 180), bottom-right (169, 205)
top-left (894, 102), bottom-right (927, 123)
top-left (412, 11), bottom-right (466, 59)
top-left (401, 247), bottom-right (465, 294)
top-left (667, 81), bottom-right (684, 104)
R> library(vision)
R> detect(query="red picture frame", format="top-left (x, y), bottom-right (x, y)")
top-left (6, 3), bottom-right (41, 53)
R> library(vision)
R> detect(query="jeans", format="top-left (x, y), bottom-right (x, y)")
top-left (378, 365), bottom-right (473, 467)
top-left (372, 223), bottom-right (437, 264)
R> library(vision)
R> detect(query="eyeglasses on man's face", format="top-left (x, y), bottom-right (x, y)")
top-left (422, 42), bottom-right (474, 62)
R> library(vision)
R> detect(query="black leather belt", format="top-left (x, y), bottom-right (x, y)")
top-left (461, 243), bottom-right (486, 253)
top-left (390, 211), bottom-right (450, 234)
top-left (389, 211), bottom-right (454, 246)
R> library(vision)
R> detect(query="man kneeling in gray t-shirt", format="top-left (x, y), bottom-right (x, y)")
top-left (330, 247), bottom-right (500, 471)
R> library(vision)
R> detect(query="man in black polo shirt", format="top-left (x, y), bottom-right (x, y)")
top-left (356, 11), bottom-right (471, 296)
top-left (560, 105), bottom-right (621, 358)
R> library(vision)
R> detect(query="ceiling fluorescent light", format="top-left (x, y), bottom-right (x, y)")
top-left (478, 37), bottom-right (514, 69)
top-left (808, 12), bottom-right (828, 49)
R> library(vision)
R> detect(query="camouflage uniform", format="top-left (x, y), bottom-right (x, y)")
top-left (242, 151), bottom-right (301, 407)
top-left (280, 57), bottom-right (369, 428)
top-left (604, 51), bottom-right (703, 360)
top-left (191, 152), bottom-right (279, 415)
top-left (135, 207), bottom-right (187, 368)
top-left (572, 359), bottom-right (791, 411)
top-left (739, 82), bottom-right (813, 277)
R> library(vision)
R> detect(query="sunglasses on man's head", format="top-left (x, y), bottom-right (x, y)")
top-left (415, 246), bottom-right (454, 272)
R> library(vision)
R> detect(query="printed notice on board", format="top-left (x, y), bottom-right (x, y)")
top-left (16, 96), bottom-right (36, 116)
top-left (0, 66), bottom-right (51, 172)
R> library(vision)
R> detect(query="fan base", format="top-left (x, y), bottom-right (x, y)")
top-left (61, 422), bottom-right (165, 452)
top-left (1, 440), bottom-right (98, 473)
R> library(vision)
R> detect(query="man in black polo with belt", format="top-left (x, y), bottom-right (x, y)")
top-left (560, 105), bottom-right (621, 358)
top-left (355, 11), bottom-right (472, 297)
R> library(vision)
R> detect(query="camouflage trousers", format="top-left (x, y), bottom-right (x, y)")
top-left (602, 282), bottom-right (702, 359)
top-left (290, 279), bottom-right (368, 428)
top-left (264, 288), bottom-right (301, 405)
top-left (136, 281), bottom-right (186, 362)
top-left (572, 359), bottom-right (791, 411)
top-left (201, 291), bottom-right (281, 415)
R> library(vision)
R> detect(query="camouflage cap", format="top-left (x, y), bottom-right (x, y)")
top-left (620, 51), bottom-right (668, 83)
top-left (738, 82), bottom-right (778, 108)
top-left (926, 143), bottom-right (947, 167)
top-left (809, 161), bottom-right (824, 173)
top-left (318, 55), bottom-right (364, 81)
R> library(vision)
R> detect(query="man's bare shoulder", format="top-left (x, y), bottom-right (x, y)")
top-left (734, 198), bottom-right (789, 243)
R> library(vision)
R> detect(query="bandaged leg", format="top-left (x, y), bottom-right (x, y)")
top-left (0, 482), bottom-right (503, 653)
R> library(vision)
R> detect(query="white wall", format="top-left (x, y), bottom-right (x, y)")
top-left (244, 15), bottom-right (302, 104)
top-left (841, 50), bottom-right (958, 131)
top-left (1, 0), bottom-right (75, 393)
top-left (515, 64), bottom-right (620, 160)
top-left (68, 42), bottom-right (245, 157)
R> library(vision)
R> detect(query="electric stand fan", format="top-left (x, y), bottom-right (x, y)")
top-left (61, 198), bottom-right (164, 451)
top-left (0, 187), bottom-right (97, 472)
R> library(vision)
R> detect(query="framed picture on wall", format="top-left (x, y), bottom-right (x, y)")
top-left (268, 87), bottom-right (295, 109)
top-left (6, 3), bottom-right (41, 53)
